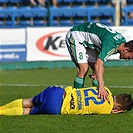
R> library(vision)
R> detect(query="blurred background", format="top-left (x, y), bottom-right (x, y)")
top-left (0, 0), bottom-right (133, 27)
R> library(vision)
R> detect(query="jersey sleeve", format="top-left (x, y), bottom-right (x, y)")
top-left (98, 40), bottom-right (116, 63)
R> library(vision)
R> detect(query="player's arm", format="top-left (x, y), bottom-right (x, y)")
top-left (94, 58), bottom-right (108, 101)
top-left (95, 40), bottom-right (115, 100)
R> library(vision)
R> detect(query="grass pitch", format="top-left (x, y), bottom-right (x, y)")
top-left (0, 66), bottom-right (133, 133)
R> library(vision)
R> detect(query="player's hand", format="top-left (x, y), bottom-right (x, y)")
top-left (98, 87), bottom-right (108, 101)
top-left (89, 72), bottom-right (96, 80)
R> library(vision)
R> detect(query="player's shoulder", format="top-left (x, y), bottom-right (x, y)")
top-left (104, 86), bottom-right (112, 95)
top-left (64, 86), bottom-right (73, 90)
top-left (83, 86), bottom-right (112, 95)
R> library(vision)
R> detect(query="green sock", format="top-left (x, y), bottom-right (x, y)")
top-left (74, 76), bottom-right (84, 88)
top-left (92, 79), bottom-right (99, 87)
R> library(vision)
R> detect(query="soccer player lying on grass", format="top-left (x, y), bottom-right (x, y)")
top-left (0, 86), bottom-right (132, 116)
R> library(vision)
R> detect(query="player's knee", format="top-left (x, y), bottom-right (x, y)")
top-left (79, 65), bottom-right (88, 74)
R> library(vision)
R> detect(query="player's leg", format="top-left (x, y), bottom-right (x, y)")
top-left (66, 32), bottom-right (88, 88)
top-left (0, 107), bottom-right (23, 116)
top-left (73, 44), bottom-right (89, 88)
top-left (67, 44), bottom-right (88, 88)
top-left (87, 48), bottom-right (99, 86)
top-left (0, 99), bottom-right (22, 110)
top-left (0, 99), bottom-right (23, 115)
top-left (75, 63), bottom-right (88, 88)
top-left (88, 63), bottom-right (99, 86)
top-left (0, 98), bottom-right (33, 115)
top-left (29, 86), bottom-right (65, 115)
top-left (39, 86), bottom-right (65, 114)
top-left (29, 87), bottom-right (52, 115)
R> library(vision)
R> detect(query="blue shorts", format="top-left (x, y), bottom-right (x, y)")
top-left (29, 86), bottom-right (65, 115)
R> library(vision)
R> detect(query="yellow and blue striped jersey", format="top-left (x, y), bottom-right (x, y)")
top-left (61, 86), bottom-right (113, 115)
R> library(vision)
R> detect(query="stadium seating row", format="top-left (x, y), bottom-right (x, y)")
top-left (0, 0), bottom-right (132, 7)
top-left (0, 6), bottom-right (115, 27)
top-left (0, 1), bottom-right (133, 27)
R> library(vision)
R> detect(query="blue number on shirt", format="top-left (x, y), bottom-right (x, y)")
top-left (84, 88), bottom-right (104, 106)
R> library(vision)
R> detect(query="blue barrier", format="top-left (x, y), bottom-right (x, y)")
top-left (0, 6), bottom-right (48, 27)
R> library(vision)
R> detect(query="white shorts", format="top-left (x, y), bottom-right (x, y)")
top-left (66, 31), bottom-right (99, 64)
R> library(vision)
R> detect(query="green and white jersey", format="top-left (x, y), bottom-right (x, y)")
top-left (70, 22), bottom-right (126, 63)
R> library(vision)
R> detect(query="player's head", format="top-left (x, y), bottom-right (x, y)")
top-left (112, 93), bottom-right (133, 114)
top-left (124, 40), bottom-right (133, 53)
top-left (119, 40), bottom-right (133, 61)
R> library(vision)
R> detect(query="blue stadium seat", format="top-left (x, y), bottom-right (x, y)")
top-left (5, 20), bottom-right (17, 26)
top-left (0, 6), bottom-right (18, 27)
top-left (0, 0), bottom-right (9, 5)
top-left (50, 7), bottom-right (75, 26)
top-left (0, 6), bottom-right (48, 27)
top-left (0, 0), bottom-right (9, 2)
top-left (99, 19), bottom-right (113, 26)
top-left (53, 20), bottom-right (59, 26)
top-left (32, 6), bottom-right (48, 18)
top-left (13, 7), bottom-right (33, 27)
top-left (19, 20), bottom-right (31, 26)
top-left (122, 5), bottom-right (133, 25)
top-left (127, 19), bottom-right (133, 25)
top-left (88, 6), bottom-right (115, 25)
top-left (9, 0), bottom-right (22, 2)
top-left (0, 7), bottom-right (13, 18)
top-left (86, 0), bottom-right (109, 7)
top-left (9, 0), bottom-right (22, 6)
top-left (0, 20), bottom-right (4, 26)
top-left (33, 20), bottom-right (47, 26)
top-left (127, 0), bottom-right (133, 2)
top-left (32, 7), bottom-right (48, 26)
top-left (75, 0), bottom-right (88, 7)
top-left (73, 6), bottom-right (88, 17)
top-left (60, 20), bottom-right (72, 26)
top-left (50, 6), bottom-right (87, 26)
top-left (73, 20), bottom-right (85, 25)
top-left (89, 6), bottom-right (115, 16)
top-left (60, 8), bottom-right (76, 17)
top-left (15, 6), bottom-right (34, 18)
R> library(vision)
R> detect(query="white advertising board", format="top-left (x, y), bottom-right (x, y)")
top-left (0, 28), bottom-right (26, 62)
top-left (26, 27), bottom-right (71, 61)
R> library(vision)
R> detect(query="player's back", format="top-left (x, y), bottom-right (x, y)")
top-left (70, 22), bottom-right (126, 48)
top-left (61, 86), bottom-right (114, 115)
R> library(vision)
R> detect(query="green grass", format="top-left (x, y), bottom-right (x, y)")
top-left (0, 67), bottom-right (133, 133)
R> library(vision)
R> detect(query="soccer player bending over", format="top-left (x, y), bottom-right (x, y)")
top-left (0, 86), bottom-right (132, 115)
top-left (65, 22), bottom-right (133, 100)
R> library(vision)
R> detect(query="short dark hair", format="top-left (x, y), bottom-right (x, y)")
top-left (115, 93), bottom-right (133, 111)
top-left (124, 40), bottom-right (133, 52)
